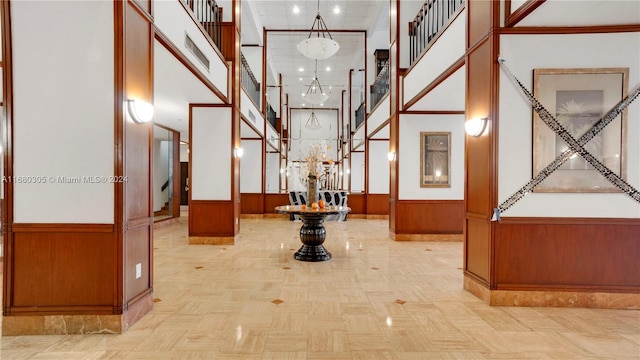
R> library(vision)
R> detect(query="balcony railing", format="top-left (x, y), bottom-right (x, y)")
top-left (182, 0), bottom-right (223, 51)
top-left (354, 102), bottom-right (365, 130)
top-left (409, 0), bottom-right (464, 65)
top-left (266, 104), bottom-right (277, 130)
top-left (369, 60), bottom-right (389, 111)
top-left (241, 53), bottom-right (261, 107)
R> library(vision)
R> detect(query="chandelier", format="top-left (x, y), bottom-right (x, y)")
top-left (305, 111), bottom-right (322, 130)
top-left (296, 0), bottom-right (340, 60)
top-left (303, 60), bottom-right (329, 104)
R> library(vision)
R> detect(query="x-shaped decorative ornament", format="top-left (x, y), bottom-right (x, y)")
top-left (493, 58), bottom-right (640, 220)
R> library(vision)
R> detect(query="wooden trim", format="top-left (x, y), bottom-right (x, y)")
top-left (176, 0), bottom-right (227, 65)
top-left (154, 29), bottom-right (228, 103)
top-left (1, 0), bottom-right (14, 315)
top-left (501, 24), bottom-right (640, 35)
top-left (401, 110), bottom-right (466, 115)
top-left (11, 224), bottom-right (115, 233)
top-left (126, 0), bottom-right (152, 22)
top-left (498, 217), bottom-right (640, 226)
top-left (505, 0), bottom-right (546, 28)
top-left (404, 5), bottom-right (466, 79)
top-left (403, 56), bottom-right (465, 111)
top-left (113, 0), bottom-right (126, 315)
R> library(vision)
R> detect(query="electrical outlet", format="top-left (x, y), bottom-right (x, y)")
top-left (135, 263), bottom-right (142, 279)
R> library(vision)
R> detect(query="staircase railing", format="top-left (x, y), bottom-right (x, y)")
top-left (409, 0), bottom-right (464, 65)
top-left (241, 53), bottom-right (261, 107)
top-left (354, 102), bottom-right (365, 130)
top-left (182, 0), bottom-right (223, 51)
top-left (369, 60), bottom-right (389, 111)
top-left (266, 103), bottom-right (277, 130)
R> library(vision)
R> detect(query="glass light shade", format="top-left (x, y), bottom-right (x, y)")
top-left (297, 37), bottom-right (340, 60)
top-left (465, 117), bottom-right (489, 137)
top-left (305, 112), bottom-right (322, 130)
top-left (234, 147), bottom-right (244, 158)
top-left (127, 99), bottom-right (154, 124)
top-left (305, 92), bottom-right (329, 104)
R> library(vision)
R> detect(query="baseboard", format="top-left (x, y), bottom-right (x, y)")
top-left (464, 274), bottom-right (640, 310)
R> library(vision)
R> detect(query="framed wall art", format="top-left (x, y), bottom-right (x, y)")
top-left (533, 67), bottom-right (628, 193)
top-left (420, 132), bottom-right (451, 188)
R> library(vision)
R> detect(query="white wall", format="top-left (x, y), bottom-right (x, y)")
top-left (289, 109), bottom-right (339, 162)
top-left (191, 107), bottom-right (231, 200)
top-left (241, 91), bottom-right (265, 136)
top-left (12, 1), bottom-right (114, 223)
top-left (368, 140), bottom-right (390, 194)
top-left (367, 96), bottom-right (390, 136)
top-left (499, 32), bottom-right (640, 218)
top-left (153, 139), bottom-right (171, 211)
top-left (350, 152), bottom-right (365, 192)
top-left (180, 144), bottom-right (189, 162)
top-left (266, 152), bottom-right (280, 193)
top-left (399, 114), bottom-right (465, 200)
top-left (240, 139), bottom-right (262, 193)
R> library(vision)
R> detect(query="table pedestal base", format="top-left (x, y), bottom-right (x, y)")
top-left (295, 244), bottom-right (331, 262)
top-left (295, 216), bottom-right (331, 262)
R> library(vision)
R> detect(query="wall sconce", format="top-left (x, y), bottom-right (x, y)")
top-left (465, 117), bottom-right (489, 137)
top-left (127, 99), bottom-right (154, 124)
top-left (387, 152), bottom-right (396, 161)
top-left (234, 147), bottom-right (244, 158)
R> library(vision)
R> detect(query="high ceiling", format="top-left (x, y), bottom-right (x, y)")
top-left (244, 0), bottom-right (389, 110)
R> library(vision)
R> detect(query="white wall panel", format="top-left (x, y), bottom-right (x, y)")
top-left (367, 96), bottom-right (390, 137)
top-left (406, 66), bottom-right (466, 111)
top-left (350, 152), bottom-right (365, 192)
top-left (403, 9), bottom-right (465, 105)
top-left (154, 1), bottom-right (228, 97)
top-left (398, 114), bottom-right (465, 200)
top-left (289, 109), bottom-right (339, 161)
top-left (266, 153), bottom-right (280, 193)
top-left (368, 140), bottom-right (390, 194)
top-left (241, 91), bottom-right (265, 137)
top-left (240, 139), bottom-right (262, 193)
top-left (499, 33), bottom-right (640, 218)
top-left (12, 1), bottom-right (114, 223)
top-left (191, 107), bottom-right (231, 200)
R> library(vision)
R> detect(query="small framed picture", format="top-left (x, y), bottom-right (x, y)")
top-left (420, 132), bottom-right (451, 188)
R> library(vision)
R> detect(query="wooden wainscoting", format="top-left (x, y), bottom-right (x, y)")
top-left (240, 193), bottom-right (264, 214)
top-left (366, 194), bottom-right (389, 215)
top-left (494, 217), bottom-right (640, 292)
top-left (189, 200), bottom-right (235, 243)
top-left (7, 224), bottom-right (117, 314)
top-left (347, 193), bottom-right (365, 216)
top-left (264, 193), bottom-right (290, 217)
top-left (393, 200), bottom-right (464, 241)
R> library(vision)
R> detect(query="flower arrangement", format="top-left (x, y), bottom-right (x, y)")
top-left (302, 141), bottom-right (331, 181)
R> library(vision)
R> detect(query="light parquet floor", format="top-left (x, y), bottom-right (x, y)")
top-left (1, 216), bottom-right (638, 359)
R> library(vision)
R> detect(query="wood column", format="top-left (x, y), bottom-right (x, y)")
top-left (463, 0), bottom-right (500, 290)
top-left (1, 0), bottom-right (154, 334)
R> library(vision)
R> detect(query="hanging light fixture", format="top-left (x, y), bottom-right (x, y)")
top-left (297, 0), bottom-right (340, 60)
top-left (305, 111), bottom-right (322, 130)
top-left (304, 60), bottom-right (329, 104)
